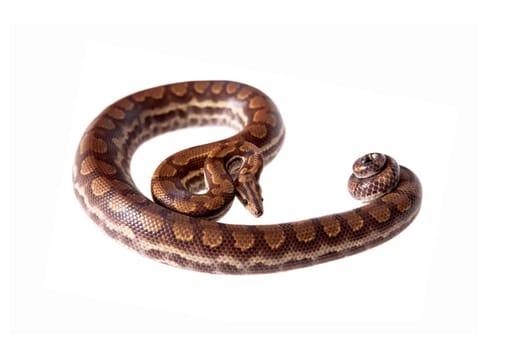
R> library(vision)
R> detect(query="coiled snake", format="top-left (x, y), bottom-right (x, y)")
top-left (73, 81), bottom-right (422, 274)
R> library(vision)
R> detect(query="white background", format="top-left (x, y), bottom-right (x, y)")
top-left (5, 1), bottom-right (525, 349)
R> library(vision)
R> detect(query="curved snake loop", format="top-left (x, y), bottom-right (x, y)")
top-left (73, 81), bottom-right (422, 274)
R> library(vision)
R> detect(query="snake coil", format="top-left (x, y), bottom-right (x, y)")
top-left (73, 81), bottom-right (422, 274)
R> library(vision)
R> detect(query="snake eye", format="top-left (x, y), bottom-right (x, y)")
top-left (241, 198), bottom-right (248, 206)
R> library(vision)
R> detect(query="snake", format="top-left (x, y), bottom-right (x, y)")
top-left (73, 80), bottom-right (422, 274)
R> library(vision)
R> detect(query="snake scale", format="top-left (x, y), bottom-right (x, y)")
top-left (73, 81), bottom-right (422, 274)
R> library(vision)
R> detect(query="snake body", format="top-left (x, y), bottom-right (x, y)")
top-left (73, 81), bottom-right (422, 274)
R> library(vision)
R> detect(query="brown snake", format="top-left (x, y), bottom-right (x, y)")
top-left (73, 81), bottom-right (422, 274)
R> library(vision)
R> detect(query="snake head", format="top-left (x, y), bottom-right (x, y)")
top-left (235, 174), bottom-right (264, 217)
top-left (220, 141), bottom-right (265, 217)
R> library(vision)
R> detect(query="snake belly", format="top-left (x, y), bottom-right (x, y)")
top-left (73, 81), bottom-right (422, 274)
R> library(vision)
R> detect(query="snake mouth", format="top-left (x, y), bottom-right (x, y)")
top-left (248, 203), bottom-right (263, 217)
top-left (237, 194), bottom-right (264, 217)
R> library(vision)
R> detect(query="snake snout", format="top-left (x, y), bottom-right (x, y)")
top-left (235, 176), bottom-right (264, 217)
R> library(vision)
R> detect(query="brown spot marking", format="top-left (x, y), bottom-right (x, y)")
top-left (236, 86), bottom-right (253, 100)
top-left (210, 178), bottom-right (234, 195)
top-left (170, 156), bottom-right (191, 166)
top-left (132, 86), bottom-right (166, 102)
top-left (115, 98), bottom-right (135, 111)
top-left (174, 199), bottom-right (198, 214)
top-left (248, 124), bottom-right (268, 139)
top-left (80, 135), bottom-right (108, 154)
top-left (165, 213), bottom-right (192, 241)
top-left (237, 174), bottom-right (248, 183)
top-left (156, 163), bottom-right (178, 178)
top-left (174, 226), bottom-right (194, 241)
top-left (203, 195), bottom-right (225, 211)
top-left (205, 162), bottom-right (226, 184)
top-left (262, 227), bottom-right (286, 250)
top-left (253, 110), bottom-right (277, 127)
top-left (97, 117), bottom-right (115, 130)
top-left (106, 107), bottom-right (126, 120)
top-left (80, 156), bottom-right (117, 176)
top-left (209, 144), bottom-right (236, 158)
top-left (239, 142), bottom-right (255, 152)
top-left (381, 193), bottom-right (412, 213)
top-left (193, 81), bottom-right (210, 95)
top-left (368, 205), bottom-right (391, 223)
top-left (170, 214), bottom-right (194, 241)
top-left (202, 228), bottom-right (223, 248)
top-left (232, 231), bottom-right (255, 251)
top-left (92, 138), bottom-right (108, 154)
top-left (346, 211), bottom-right (364, 232)
top-left (293, 221), bottom-right (316, 243)
top-left (112, 179), bottom-right (133, 191)
top-left (319, 217), bottom-right (341, 238)
top-left (249, 95), bottom-right (267, 109)
top-left (211, 81), bottom-right (225, 95)
top-left (90, 177), bottom-right (111, 196)
top-left (170, 83), bottom-right (189, 97)
top-left (149, 86), bottom-right (166, 99)
top-left (152, 180), bottom-right (177, 196)
top-left (139, 211), bottom-right (164, 233)
top-left (226, 82), bottom-right (241, 95)
top-left (221, 179), bottom-right (234, 193)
